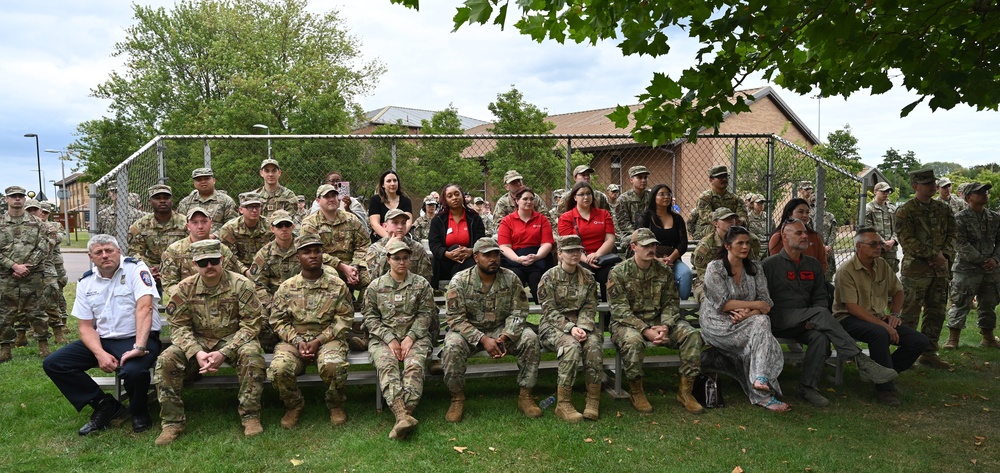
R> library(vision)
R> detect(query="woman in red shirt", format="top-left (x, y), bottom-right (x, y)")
top-left (428, 183), bottom-right (486, 289)
top-left (558, 181), bottom-right (617, 298)
top-left (498, 187), bottom-right (554, 302)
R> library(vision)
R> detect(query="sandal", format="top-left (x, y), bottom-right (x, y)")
top-left (752, 376), bottom-right (771, 392)
top-left (759, 396), bottom-right (789, 412)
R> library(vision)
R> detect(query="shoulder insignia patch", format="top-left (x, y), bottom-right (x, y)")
top-left (239, 288), bottom-right (254, 305)
top-left (124, 257), bottom-right (139, 264)
top-left (139, 270), bottom-right (154, 287)
top-left (166, 302), bottom-right (177, 315)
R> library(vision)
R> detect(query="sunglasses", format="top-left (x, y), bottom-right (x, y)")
top-left (273, 222), bottom-right (293, 229)
top-left (195, 257), bottom-right (221, 268)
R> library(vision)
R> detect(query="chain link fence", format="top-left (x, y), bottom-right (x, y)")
top-left (92, 133), bottom-right (861, 271)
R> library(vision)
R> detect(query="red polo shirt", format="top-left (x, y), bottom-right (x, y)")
top-left (445, 211), bottom-right (471, 248)
top-left (558, 207), bottom-right (615, 253)
top-left (498, 211), bottom-right (554, 250)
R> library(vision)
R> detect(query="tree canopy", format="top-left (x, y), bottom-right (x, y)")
top-left (482, 86), bottom-right (560, 197)
top-left (72, 0), bottom-right (384, 181)
top-left (391, 0), bottom-right (1000, 147)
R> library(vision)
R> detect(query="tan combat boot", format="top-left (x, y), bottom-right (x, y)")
top-left (53, 326), bottom-right (68, 345)
top-left (14, 330), bottom-right (27, 347)
top-left (329, 405), bottom-right (347, 426)
top-left (0, 344), bottom-right (11, 363)
top-left (918, 352), bottom-right (951, 369)
top-left (38, 340), bottom-right (51, 358)
top-left (280, 406), bottom-right (303, 429)
top-left (388, 397), bottom-right (418, 440)
top-left (445, 392), bottom-right (465, 422)
top-left (943, 328), bottom-right (961, 350)
top-left (242, 418), bottom-right (263, 437)
top-left (629, 378), bottom-right (653, 413)
top-left (154, 424), bottom-right (184, 446)
top-left (517, 387), bottom-right (543, 418)
top-left (583, 383), bottom-right (601, 420)
top-left (981, 330), bottom-right (1000, 349)
top-left (554, 386), bottom-right (583, 423)
top-left (676, 376), bottom-right (705, 414)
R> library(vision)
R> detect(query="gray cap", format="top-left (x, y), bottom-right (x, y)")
top-left (503, 170), bottom-right (524, 184)
top-left (629, 165), bottom-right (650, 178)
top-left (606, 184), bottom-right (620, 193)
top-left (259, 158), bottom-right (280, 170)
top-left (708, 165), bottom-right (729, 178)
top-left (873, 182), bottom-right (893, 193)
top-left (190, 239), bottom-right (223, 261)
top-left (557, 235), bottom-right (585, 252)
top-left (5, 186), bottom-right (26, 196)
top-left (294, 233), bottom-right (323, 251)
top-left (631, 228), bottom-right (659, 246)
top-left (24, 198), bottom-right (40, 210)
top-left (185, 206), bottom-right (211, 221)
top-left (712, 207), bottom-right (738, 221)
top-left (936, 177), bottom-right (953, 188)
top-left (316, 184), bottom-right (339, 198)
top-left (385, 239), bottom-right (411, 256)
top-left (148, 184), bottom-right (172, 198)
top-left (385, 208), bottom-right (409, 221)
top-left (473, 237), bottom-right (501, 254)
top-left (573, 165), bottom-right (594, 176)
top-left (472, 197), bottom-right (484, 205)
top-left (269, 210), bottom-right (294, 225)
top-left (239, 192), bottom-right (263, 206)
top-left (909, 168), bottom-right (937, 185)
top-left (191, 167), bottom-right (214, 179)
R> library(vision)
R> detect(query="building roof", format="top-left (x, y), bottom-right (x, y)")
top-left (363, 106), bottom-right (490, 131)
top-left (54, 172), bottom-right (84, 187)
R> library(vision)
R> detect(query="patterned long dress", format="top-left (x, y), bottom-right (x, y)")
top-left (699, 259), bottom-right (784, 405)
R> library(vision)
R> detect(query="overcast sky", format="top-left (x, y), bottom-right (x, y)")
top-left (2, 1), bottom-right (998, 199)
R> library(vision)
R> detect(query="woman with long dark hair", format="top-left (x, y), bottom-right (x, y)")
top-left (699, 226), bottom-right (788, 412)
top-left (767, 198), bottom-right (827, 270)
top-left (557, 181), bottom-right (617, 297)
top-left (498, 187), bottom-right (554, 302)
top-left (636, 184), bottom-right (692, 299)
top-left (369, 170), bottom-right (413, 242)
top-left (428, 184), bottom-right (486, 289)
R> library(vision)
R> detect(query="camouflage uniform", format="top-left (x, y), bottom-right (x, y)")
top-left (695, 190), bottom-right (748, 240)
top-left (937, 195), bottom-right (968, 215)
top-left (896, 195), bottom-right (957, 352)
top-left (127, 212), bottom-right (187, 267)
top-left (0, 210), bottom-right (49, 344)
top-left (160, 237), bottom-right (246, 299)
top-left (299, 208), bottom-right (371, 291)
top-left (218, 216), bottom-right (274, 268)
top-left (442, 266), bottom-right (539, 392)
top-left (267, 267), bottom-right (354, 412)
top-left (363, 270), bottom-right (435, 411)
top-left (613, 188), bottom-right (650, 241)
top-left (607, 258), bottom-right (702, 380)
top-left (537, 265), bottom-right (603, 388)
top-left (691, 230), bottom-right (762, 302)
top-left (177, 190), bottom-right (239, 235)
top-left (816, 210), bottom-right (838, 280)
top-left (97, 204), bottom-right (148, 236)
top-left (947, 206), bottom-right (1000, 331)
top-left (154, 270), bottom-right (265, 427)
top-left (364, 236), bottom-right (433, 283)
top-left (865, 200), bottom-right (900, 273)
top-left (253, 184), bottom-right (297, 220)
top-left (746, 210), bottom-right (768, 241)
top-left (249, 241), bottom-right (301, 310)
top-left (41, 218), bottom-right (68, 332)
top-left (411, 215), bottom-right (432, 241)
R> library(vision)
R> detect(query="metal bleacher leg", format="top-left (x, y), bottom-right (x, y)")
top-left (375, 385), bottom-right (383, 412)
top-left (116, 372), bottom-right (124, 400)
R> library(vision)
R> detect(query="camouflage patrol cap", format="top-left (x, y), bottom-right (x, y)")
top-left (472, 197), bottom-right (484, 205)
top-left (708, 165), bottom-right (729, 178)
top-left (744, 192), bottom-right (755, 201)
top-left (385, 239), bottom-right (411, 256)
top-left (5, 185), bottom-right (27, 196)
top-left (259, 158), bottom-right (280, 170)
top-left (631, 228), bottom-right (659, 246)
top-left (185, 206), bottom-right (211, 221)
top-left (712, 207), bottom-right (738, 221)
top-left (424, 197), bottom-right (439, 206)
top-left (294, 233), bottom-right (323, 251)
top-left (873, 182), bottom-right (893, 193)
top-left (629, 165), bottom-right (650, 178)
top-left (557, 235), bottom-right (585, 252)
top-left (148, 184), bottom-right (172, 197)
top-left (553, 189), bottom-right (565, 200)
top-left (191, 167), bottom-right (214, 179)
top-left (504, 170), bottom-right (524, 184)
top-left (956, 182), bottom-right (971, 195)
top-left (24, 198), bottom-right (40, 210)
top-left (316, 184), bottom-right (338, 198)
top-left (606, 184), bottom-right (620, 193)
top-left (909, 168), bottom-right (937, 184)
top-left (936, 177), bottom-right (953, 188)
top-left (190, 239), bottom-right (223, 261)
top-left (41, 202), bottom-right (57, 213)
top-left (106, 180), bottom-right (118, 191)
top-left (754, 194), bottom-right (767, 203)
top-left (473, 237), bottom-right (501, 254)
top-left (385, 208), bottom-right (409, 221)
top-left (573, 165), bottom-right (594, 176)
top-left (296, 194), bottom-right (305, 202)
top-left (269, 210), bottom-right (294, 226)
top-left (965, 182), bottom-right (992, 195)
top-left (239, 192), bottom-right (263, 206)
top-left (799, 180), bottom-right (814, 190)
top-left (128, 193), bottom-right (141, 207)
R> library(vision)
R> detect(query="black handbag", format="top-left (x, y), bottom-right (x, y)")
top-left (693, 373), bottom-right (725, 408)
top-left (594, 253), bottom-right (622, 267)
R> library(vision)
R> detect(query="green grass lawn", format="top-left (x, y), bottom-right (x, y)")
top-left (1, 284), bottom-right (997, 472)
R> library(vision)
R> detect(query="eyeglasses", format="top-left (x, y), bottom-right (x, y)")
top-left (860, 241), bottom-right (884, 249)
top-left (195, 257), bottom-right (221, 268)
top-left (273, 222), bottom-right (293, 229)
top-left (519, 196), bottom-right (535, 201)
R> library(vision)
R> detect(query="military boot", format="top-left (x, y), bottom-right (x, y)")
top-left (388, 397), bottom-right (418, 440)
top-left (445, 392), bottom-right (465, 422)
top-left (517, 387), bottom-right (543, 418)
top-left (52, 326), bottom-right (68, 345)
top-left (943, 328), bottom-right (961, 350)
top-left (676, 376), bottom-right (705, 414)
top-left (14, 330), bottom-right (27, 347)
top-left (981, 329), bottom-right (1000, 349)
top-left (37, 340), bottom-right (51, 358)
top-left (583, 383), bottom-right (601, 420)
top-left (0, 344), bottom-right (11, 363)
top-left (329, 405), bottom-right (348, 426)
top-left (629, 378), bottom-right (653, 413)
top-left (280, 406), bottom-right (303, 429)
top-left (554, 386), bottom-right (583, 423)
top-left (242, 418), bottom-right (264, 437)
top-left (154, 424), bottom-right (184, 446)
top-left (918, 352), bottom-right (952, 369)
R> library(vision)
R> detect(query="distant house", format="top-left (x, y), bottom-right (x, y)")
top-left (354, 106), bottom-right (490, 134)
top-left (53, 172), bottom-right (91, 231)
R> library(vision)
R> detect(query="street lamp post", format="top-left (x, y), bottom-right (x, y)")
top-left (24, 133), bottom-right (43, 199)
top-left (45, 149), bottom-right (73, 245)
top-left (253, 124), bottom-right (271, 160)
top-left (30, 169), bottom-right (46, 201)
top-left (49, 180), bottom-right (57, 203)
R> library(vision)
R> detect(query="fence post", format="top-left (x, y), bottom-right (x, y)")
top-left (202, 139), bottom-right (211, 168)
top-left (88, 183), bottom-right (98, 234)
top-left (857, 180), bottom-right (870, 227)
top-left (391, 138), bottom-right (397, 172)
top-left (565, 137), bottom-right (573, 191)
top-left (814, 166), bottom-right (827, 239)
top-left (157, 138), bottom-right (166, 184)
top-left (766, 135), bottom-right (775, 235)
top-left (729, 137), bottom-right (739, 193)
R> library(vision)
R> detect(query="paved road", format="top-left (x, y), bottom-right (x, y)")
top-left (64, 251), bottom-right (92, 282)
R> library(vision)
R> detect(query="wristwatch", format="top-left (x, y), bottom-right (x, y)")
top-left (133, 344), bottom-right (148, 353)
